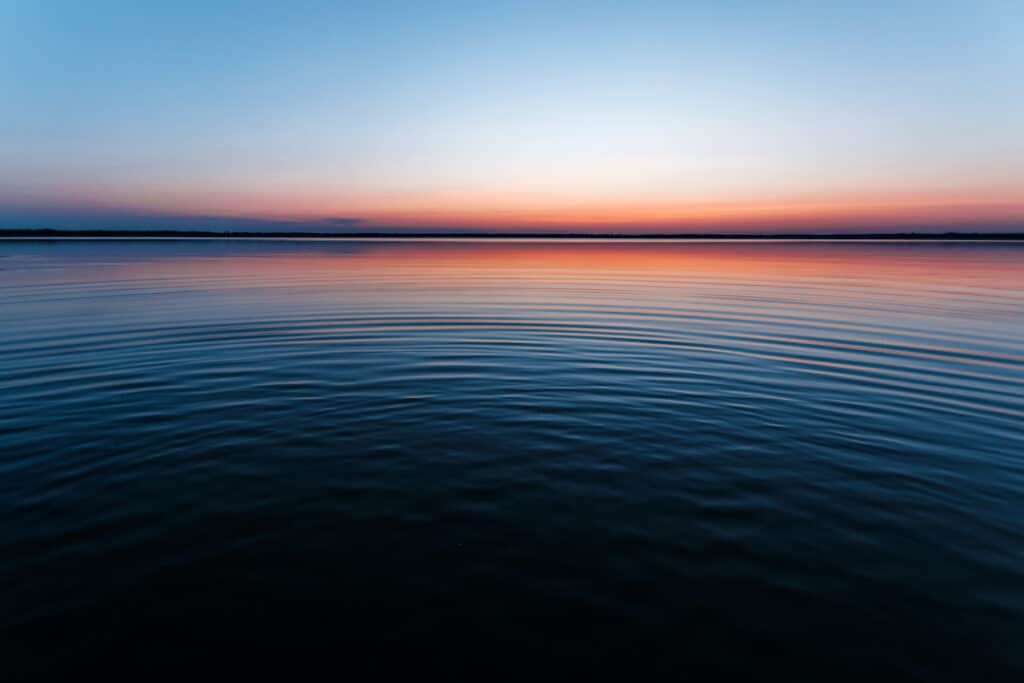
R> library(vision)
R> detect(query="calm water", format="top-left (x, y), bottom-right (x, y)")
top-left (2, 239), bottom-right (1023, 674)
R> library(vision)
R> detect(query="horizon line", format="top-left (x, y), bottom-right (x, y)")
top-left (3, 228), bottom-right (1024, 241)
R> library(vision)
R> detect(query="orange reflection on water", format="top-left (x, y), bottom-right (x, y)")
top-left (121, 240), bottom-right (1024, 294)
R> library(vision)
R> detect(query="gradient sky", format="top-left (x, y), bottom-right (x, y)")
top-left (2, 1), bottom-right (1022, 232)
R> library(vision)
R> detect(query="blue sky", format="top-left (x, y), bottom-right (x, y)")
top-left (1, 1), bottom-right (1022, 232)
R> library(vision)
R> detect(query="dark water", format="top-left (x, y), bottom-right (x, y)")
top-left (2, 239), bottom-right (1023, 675)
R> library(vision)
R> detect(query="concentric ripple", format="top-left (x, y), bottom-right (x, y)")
top-left (2, 239), bottom-right (1023, 675)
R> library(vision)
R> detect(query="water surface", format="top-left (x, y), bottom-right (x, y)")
top-left (2, 239), bottom-right (1023, 675)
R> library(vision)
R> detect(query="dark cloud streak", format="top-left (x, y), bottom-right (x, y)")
top-left (0, 207), bottom-right (369, 233)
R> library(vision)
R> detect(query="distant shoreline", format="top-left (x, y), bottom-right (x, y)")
top-left (1, 229), bottom-right (1023, 241)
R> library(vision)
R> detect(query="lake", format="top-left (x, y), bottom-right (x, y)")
top-left (2, 238), bottom-right (1022, 676)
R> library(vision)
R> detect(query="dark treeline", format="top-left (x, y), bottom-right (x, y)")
top-left (2, 228), bottom-right (1023, 240)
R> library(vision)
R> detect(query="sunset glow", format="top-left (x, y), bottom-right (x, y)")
top-left (2, 1), bottom-right (1022, 233)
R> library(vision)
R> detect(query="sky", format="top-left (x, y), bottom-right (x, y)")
top-left (1, 1), bottom-right (1022, 233)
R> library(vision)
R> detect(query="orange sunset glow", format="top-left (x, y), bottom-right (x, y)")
top-left (4, 2), bottom-right (1022, 234)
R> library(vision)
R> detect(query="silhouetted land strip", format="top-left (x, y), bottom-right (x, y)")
top-left (2, 229), bottom-right (1023, 240)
